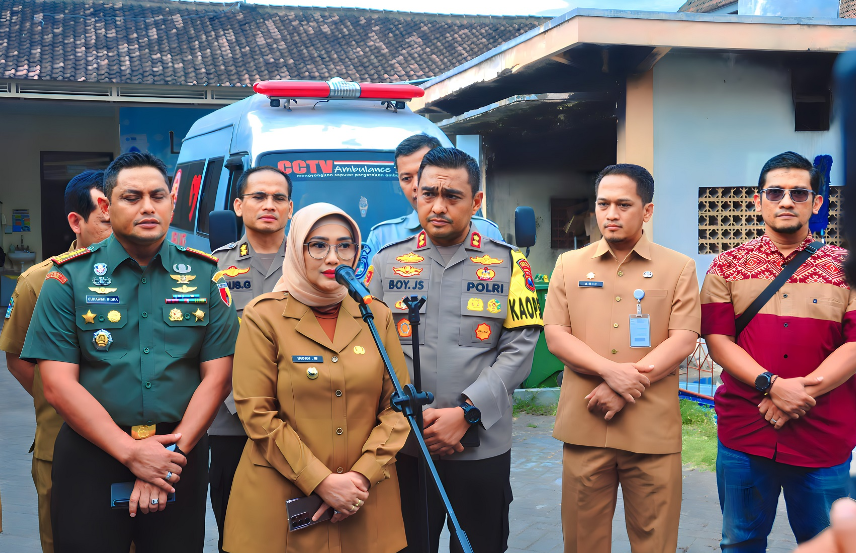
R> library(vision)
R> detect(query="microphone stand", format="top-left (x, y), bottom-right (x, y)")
top-left (356, 295), bottom-right (474, 553)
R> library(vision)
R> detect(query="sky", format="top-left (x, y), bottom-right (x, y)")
top-left (188, 0), bottom-right (687, 17)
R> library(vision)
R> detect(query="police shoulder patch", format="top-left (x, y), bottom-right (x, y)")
top-left (183, 247), bottom-right (219, 264)
top-left (376, 232), bottom-right (419, 254)
top-left (51, 247), bottom-right (93, 266)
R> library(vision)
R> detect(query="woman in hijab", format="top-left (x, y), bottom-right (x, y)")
top-left (222, 203), bottom-right (411, 553)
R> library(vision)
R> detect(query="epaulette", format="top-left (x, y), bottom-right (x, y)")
top-left (51, 247), bottom-right (93, 266)
top-left (182, 246), bottom-right (219, 264)
top-left (370, 215), bottom-right (407, 232)
top-left (212, 242), bottom-right (237, 253)
top-left (484, 236), bottom-right (513, 249)
top-left (376, 232), bottom-right (418, 253)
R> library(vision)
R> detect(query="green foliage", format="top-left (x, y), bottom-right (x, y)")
top-left (680, 399), bottom-right (718, 471)
top-left (513, 396), bottom-right (558, 417)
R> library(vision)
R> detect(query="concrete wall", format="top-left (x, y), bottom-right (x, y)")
top-left (488, 170), bottom-right (594, 275)
top-left (0, 101), bottom-right (120, 267)
top-left (652, 51), bottom-right (842, 285)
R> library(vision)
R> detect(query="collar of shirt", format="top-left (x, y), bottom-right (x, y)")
top-left (105, 234), bottom-right (171, 274)
top-left (591, 231), bottom-right (652, 262)
top-left (404, 210), bottom-right (421, 231)
top-left (756, 233), bottom-right (816, 263)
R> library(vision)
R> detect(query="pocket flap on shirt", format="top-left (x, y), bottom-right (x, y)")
top-left (162, 305), bottom-right (210, 327)
top-left (75, 306), bottom-right (127, 330)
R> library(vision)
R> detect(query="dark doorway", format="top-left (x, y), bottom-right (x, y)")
top-left (40, 152), bottom-right (114, 259)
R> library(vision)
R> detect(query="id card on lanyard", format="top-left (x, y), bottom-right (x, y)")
top-left (629, 289), bottom-right (651, 348)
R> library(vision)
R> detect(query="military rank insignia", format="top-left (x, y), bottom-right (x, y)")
top-left (416, 231), bottom-right (427, 249)
top-left (470, 232), bottom-right (482, 248)
top-left (239, 243), bottom-right (249, 257)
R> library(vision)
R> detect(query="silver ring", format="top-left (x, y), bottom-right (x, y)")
top-left (166, 471), bottom-right (172, 482)
top-left (151, 498), bottom-right (159, 505)
top-left (771, 419), bottom-right (778, 424)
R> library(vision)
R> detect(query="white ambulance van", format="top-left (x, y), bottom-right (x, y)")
top-left (168, 79), bottom-right (452, 269)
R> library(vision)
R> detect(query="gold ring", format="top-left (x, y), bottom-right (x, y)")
top-left (350, 504), bottom-right (358, 511)
top-left (357, 499), bottom-right (364, 507)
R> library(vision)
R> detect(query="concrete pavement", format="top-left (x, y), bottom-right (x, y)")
top-left (0, 355), bottom-right (799, 553)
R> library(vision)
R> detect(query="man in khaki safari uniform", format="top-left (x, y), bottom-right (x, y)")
top-left (0, 170), bottom-right (112, 553)
top-left (544, 164), bottom-right (700, 553)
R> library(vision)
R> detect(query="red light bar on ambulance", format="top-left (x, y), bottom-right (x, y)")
top-left (253, 78), bottom-right (425, 102)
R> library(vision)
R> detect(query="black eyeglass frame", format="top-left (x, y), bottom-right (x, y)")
top-left (759, 187), bottom-right (816, 203)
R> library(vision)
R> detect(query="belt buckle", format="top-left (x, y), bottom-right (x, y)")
top-left (131, 424), bottom-right (156, 440)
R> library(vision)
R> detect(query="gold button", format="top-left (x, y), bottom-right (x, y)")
top-left (337, 467), bottom-right (344, 474)
top-left (332, 356), bottom-right (339, 363)
top-left (615, 296), bottom-right (621, 302)
top-left (336, 428), bottom-right (343, 435)
top-left (335, 390), bottom-right (343, 397)
top-left (613, 323), bottom-right (619, 328)
top-left (307, 367), bottom-right (319, 380)
top-left (617, 270), bottom-right (624, 277)
top-left (611, 349), bottom-right (618, 354)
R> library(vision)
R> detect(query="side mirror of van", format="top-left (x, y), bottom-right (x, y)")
top-left (514, 206), bottom-right (537, 250)
top-left (208, 210), bottom-right (239, 252)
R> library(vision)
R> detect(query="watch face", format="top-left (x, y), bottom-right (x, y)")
top-left (464, 407), bottom-right (481, 424)
top-left (755, 372), bottom-right (771, 391)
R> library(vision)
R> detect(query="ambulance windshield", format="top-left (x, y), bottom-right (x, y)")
top-left (257, 150), bottom-right (412, 240)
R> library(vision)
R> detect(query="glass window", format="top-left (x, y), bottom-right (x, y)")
top-left (171, 160), bottom-right (206, 232)
top-left (196, 157), bottom-right (225, 236)
top-left (255, 150), bottom-right (409, 240)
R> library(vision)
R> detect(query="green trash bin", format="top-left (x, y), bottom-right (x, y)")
top-left (522, 278), bottom-right (564, 388)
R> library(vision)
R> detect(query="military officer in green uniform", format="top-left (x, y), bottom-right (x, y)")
top-left (208, 165), bottom-right (292, 553)
top-left (366, 148), bottom-right (542, 553)
top-left (21, 152), bottom-right (240, 553)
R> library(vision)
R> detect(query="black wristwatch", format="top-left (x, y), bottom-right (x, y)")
top-left (459, 402), bottom-right (481, 425)
top-left (754, 371), bottom-right (775, 394)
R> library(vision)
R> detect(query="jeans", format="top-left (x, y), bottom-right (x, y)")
top-left (716, 440), bottom-right (851, 553)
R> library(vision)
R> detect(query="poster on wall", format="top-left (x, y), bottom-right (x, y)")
top-left (119, 106), bottom-right (216, 174)
top-left (12, 209), bottom-right (30, 232)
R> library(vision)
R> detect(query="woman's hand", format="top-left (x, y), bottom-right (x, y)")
top-left (312, 472), bottom-right (370, 523)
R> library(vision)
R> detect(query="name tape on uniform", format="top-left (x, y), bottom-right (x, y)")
top-left (292, 355), bottom-right (323, 363)
top-left (86, 295), bottom-right (120, 304)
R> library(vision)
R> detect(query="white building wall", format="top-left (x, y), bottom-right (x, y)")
top-left (652, 51), bottom-right (842, 285)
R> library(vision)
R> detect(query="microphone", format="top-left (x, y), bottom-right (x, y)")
top-left (334, 265), bottom-right (373, 306)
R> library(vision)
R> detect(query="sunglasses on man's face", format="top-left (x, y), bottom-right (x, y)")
top-left (760, 188), bottom-right (815, 203)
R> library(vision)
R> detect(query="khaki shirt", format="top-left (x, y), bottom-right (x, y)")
top-left (544, 233), bottom-right (701, 454)
top-left (223, 293), bottom-right (410, 553)
top-left (0, 242), bottom-right (77, 461)
top-left (209, 234), bottom-right (287, 436)
top-left (367, 228), bottom-right (542, 461)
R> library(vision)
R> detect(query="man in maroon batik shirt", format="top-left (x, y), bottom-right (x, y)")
top-left (701, 151), bottom-right (856, 552)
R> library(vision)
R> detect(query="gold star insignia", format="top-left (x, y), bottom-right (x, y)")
top-left (82, 310), bottom-right (96, 324)
top-left (193, 309), bottom-right (205, 321)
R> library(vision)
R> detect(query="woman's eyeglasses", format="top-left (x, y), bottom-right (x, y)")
top-left (240, 192), bottom-right (290, 204)
top-left (304, 241), bottom-right (357, 261)
top-left (760, 188), bottom-right (814, 203)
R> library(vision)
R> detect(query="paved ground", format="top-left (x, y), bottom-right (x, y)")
top-left (0, 355), bottom-right (799, 553)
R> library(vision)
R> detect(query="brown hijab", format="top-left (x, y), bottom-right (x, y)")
top-left (272, 203), bottom-right (361, 307)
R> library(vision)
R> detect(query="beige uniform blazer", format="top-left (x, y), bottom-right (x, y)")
top-left (544, 233), bottom-right (701, 454)
top-left (223, 292), bottom-right (411, 553)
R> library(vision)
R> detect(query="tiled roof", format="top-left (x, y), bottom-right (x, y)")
top-left (679, 0), bottom-right (854, 17)
top-left (0, 0), bottom-right (546, 86)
